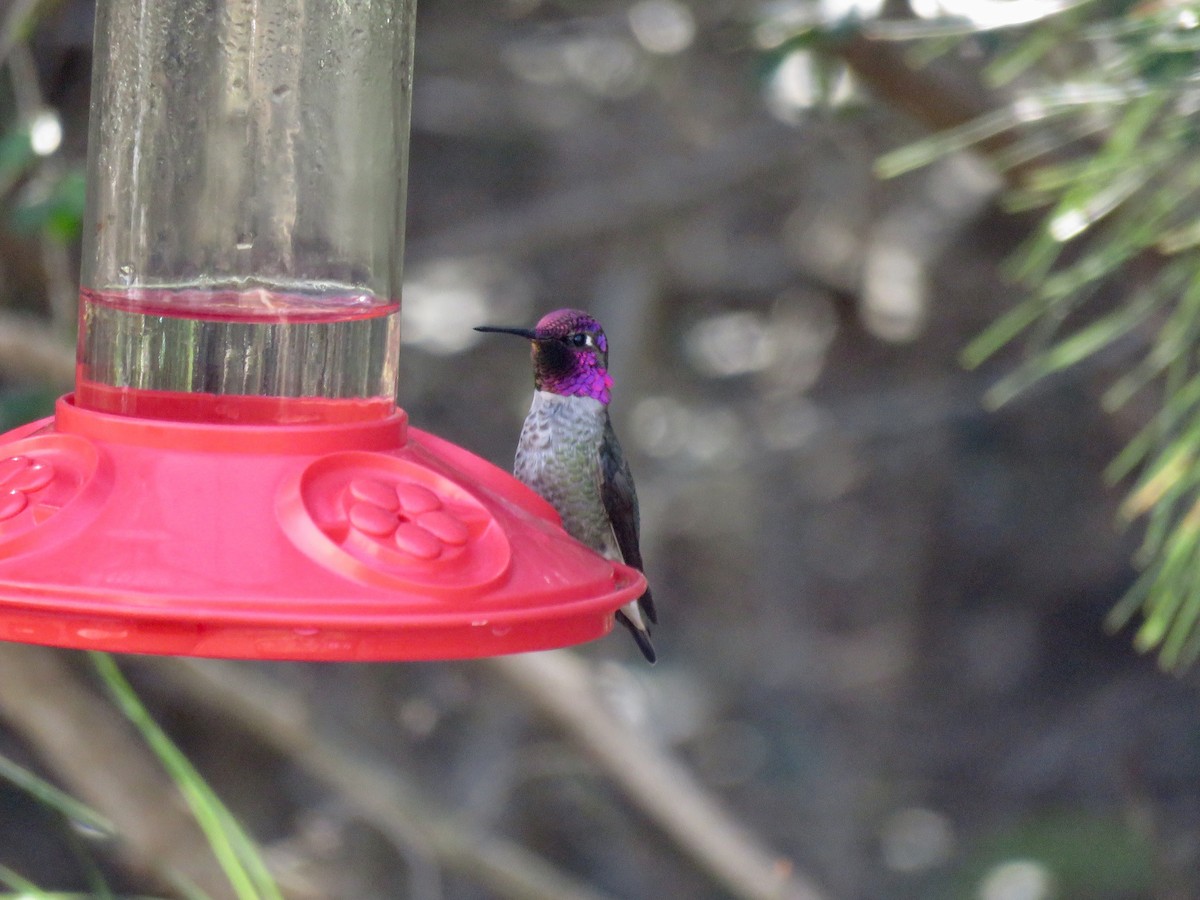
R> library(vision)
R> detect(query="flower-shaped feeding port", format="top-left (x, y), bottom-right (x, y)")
top-left (0, 457), bottom-right (57, 522)
top-left (350, 479), bottom-right (466, 556)
top-left (278, 451), bottom-right (513, 593)
top-left (0, 434), bottom-right (105, 551)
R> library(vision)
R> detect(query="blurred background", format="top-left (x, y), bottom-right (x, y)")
top-left (0, 1), bottom-right (1196, 898)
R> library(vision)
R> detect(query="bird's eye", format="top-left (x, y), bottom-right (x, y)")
top-left (571, 333), bottom-right (588, 347)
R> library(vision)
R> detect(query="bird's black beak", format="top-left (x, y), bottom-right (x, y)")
top-left (474, 325), bottom-right (538, 340)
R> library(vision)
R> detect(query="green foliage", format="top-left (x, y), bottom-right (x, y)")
top-left (0, 118), bottom-right (85, 242)
top-left (0, 864), bottom-right (57, 898)
top-left (0, 127), bottom-right (38, 182)
top-left (90, 654), bottom-right (283, 900)
top-left (10, 168), bottom-right (86, 241)
top-left (0, 655), bottom-right (281, 897)
top-left (872, 4), bottom-right (1200, 669)
top-left (0, 748), bottom-right (118, 898)
top-left (946, 810), bottom-right (1154, 898)
top-left (0, 387), bottom-right (58, 431)
top-left (0, 752), bottom-right (114, 838)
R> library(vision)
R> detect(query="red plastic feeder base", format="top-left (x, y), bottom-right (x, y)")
top-left (0, 395), bottom-right (644, 660)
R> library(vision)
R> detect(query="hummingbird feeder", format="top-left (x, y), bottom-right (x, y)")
top-left (0, 0), bottom-right (645, 660)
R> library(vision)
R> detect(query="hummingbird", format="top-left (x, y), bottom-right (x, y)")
top-left (475, 309), bottom-right (658, 663)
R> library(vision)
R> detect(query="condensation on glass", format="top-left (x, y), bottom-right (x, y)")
top-left (78, 0), bottom-right (416, 423)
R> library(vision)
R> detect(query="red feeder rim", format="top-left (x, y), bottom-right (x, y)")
top-left (0, 395), bottom-right (644, 660)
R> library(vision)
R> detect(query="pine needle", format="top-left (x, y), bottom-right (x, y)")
top-left (880, 10), bottom-right (1200, 669)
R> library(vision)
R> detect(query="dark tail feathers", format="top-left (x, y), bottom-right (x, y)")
top-left (639, 587), bottom-right (657, 626)
top-left (616, 610), bottom-right (656, 664)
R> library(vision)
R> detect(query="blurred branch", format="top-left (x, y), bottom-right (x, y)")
top-left (0, 311), bottom-right (74, 387)
top-left (155, 658), bottom-right (620, 900)
top-left (837, 30), bottom-right (1112, 188)
top-left (407, 122), bottom-right (801, 261)
top-left (835, 33), bottom-right (1048, 184)
top-left (159, 652), bottom-right (831, 900)
top-left (489, 651), bottom-right (832, 900)
top-left (6, 31), bottom-right (43, 117)
top-left (0, 0), bottom-right (52, 72)
top-left (838, 35), bottom-right (995, 137)
top-left (39, 230), bottom-right (77, 335)
top-left (0, 645), bottom-right (238, 898)
top-left (7, 38), bottom-right (80, 334)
